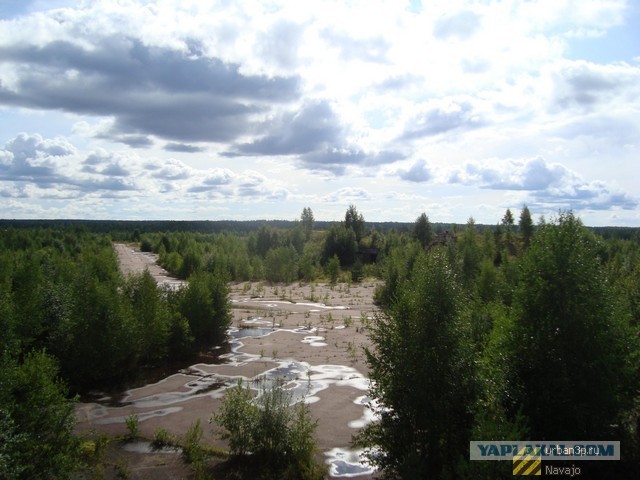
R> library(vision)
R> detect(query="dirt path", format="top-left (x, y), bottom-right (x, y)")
top-left (81, 243), bottom-right (381, 478)
top-left (113, 242), bottom-right (187, 289)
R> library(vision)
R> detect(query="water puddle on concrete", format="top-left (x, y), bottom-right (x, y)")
top-left (84, 321), bottom-right (376, 477)
top-left (324, 448), bottom-right (376, 478)
top-left (121, 440), bottom-right (180, 455)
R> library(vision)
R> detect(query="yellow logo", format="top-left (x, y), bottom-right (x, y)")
top-left (513, 447), bottom-right (541, 476)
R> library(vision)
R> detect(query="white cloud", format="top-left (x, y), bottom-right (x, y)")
top-left (550, 60), bottom-right (640, 111)
top-left (450, 156), bottom-right (638, 212)
top-left (397, 159), bottom-right (432, 183)
top-left (0, 0), bottom-right (637, 225)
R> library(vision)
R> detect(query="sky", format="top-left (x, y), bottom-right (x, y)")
top-left (0, 0), bottom-right (638, 225)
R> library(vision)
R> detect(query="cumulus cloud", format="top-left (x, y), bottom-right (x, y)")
top-left (551, 60), bottom-right (640, 110)
top-left (234, 171), bottom-right (290, 201)
top-left (227, 100), bottom-right (404, 174)
top-left (300, 148), bottom-right (405, 175)
top-left (322, 187), bottom-right (370, 203)
top-left (0, 134), bottom-right (142, 196)
top-left (397, 159), bottom-right (432, 183)
top-left (0, 133), bottom-right (295, 206)
top-left (163, 143), bottom-right (206, 153)
top-left (149, 158), bottom-right (194, 181)
top-left (450, 156), bottom-right (637, 211)
top-left (0, 133), bottom-right (75, 185)
top-left (232, 100), bottom-right (341, 156)
top-left (400, 97), bottom-right (486, 140)
top-left (0, 1), bottom-right (637, 224)
top-left (457, 157), bottom-right (571, 191)
top-left (187, 168), bottom-right (234, 193)
top-left (0, 32), bottom-right (300, 145)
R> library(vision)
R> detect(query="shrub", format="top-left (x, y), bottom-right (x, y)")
top-left (151, 428), bottom-right (178, 450)
top-left (212, 380), bottom-right (325, 479)
top-left (124, 413), bottom-right (139, 441)
top-left (182, 419), bottom-right (205, 464)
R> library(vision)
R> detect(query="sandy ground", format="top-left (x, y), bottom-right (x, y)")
top-left (76, 244), bottom-right (381, 478)
top-left (114, 242), bottom-right (187, 289)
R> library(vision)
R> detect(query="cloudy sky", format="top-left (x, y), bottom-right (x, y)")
top-left (0, 0), bottom-right (638, 225)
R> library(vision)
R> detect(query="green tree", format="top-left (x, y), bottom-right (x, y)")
top-left (459, 217), bottom-right (481, 287)
top-left (326, 254), bottom-right (340, 285)
top-left (344, 204), bottom-right (365, 243)
top-left (124, 270), bottom-right (171, 363)
top-left (501, 208), bottom-right (514, 229)
top-left (301, 207), bottom-right (315, 241)
top-left (212, 380), bottom-right (323, 479)
top-left (62, 263), bottom-right (138, 388)
top-left (359, 250), bottom-right (476, 478)
top-left (265, 246), bottom-right (299, 283)
top-left (180, 271), bottom-right (231, 345)
top-left (322, 225), bottom-right (358, 267)
top-left (518, 205), bottom-right (534, 248)
top-left (0, 285), bottom-right (17, 357)
top-left (509, 212), bottom-right (637, 440)
top-left (374, 239), bottom-right (422, 309)
top-left (255, 225), bottom-right (279, 258)
top-left (412, 212), bottom-right (434, 248)
top-left (0, 351), bottom-right (79, 479)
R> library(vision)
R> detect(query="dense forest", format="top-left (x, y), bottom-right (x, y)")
top-left (1, 206), bottom-right (639, 478)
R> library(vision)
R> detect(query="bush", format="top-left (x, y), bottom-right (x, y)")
top-left (182, 420), bottom-right (205, 464)
top-left (124, 414), bottom-right (139, 441)
top-left (212, 380), bottom-right (325, 479)
top-left (151, 428), bottom-right (178, 450)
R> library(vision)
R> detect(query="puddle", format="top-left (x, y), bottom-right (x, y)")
top-left (228, 326), bottom-right (276, 339)
top-left (121, 440), bottom-right (180, 454)
top-left (302, 336), bottom-right (327, 347)
top-left (235, 299), bottom-right (348, 311)
top-left (241, 317), bottom-right (274, 326)
top-left (347, 395), bottom-right (379, 429)
top-left (95, 407), bottom-right (183, 425)
top-left (324, 448), bottom-right (376, 478)
top-left (81, 306), bottom-right (376, 477)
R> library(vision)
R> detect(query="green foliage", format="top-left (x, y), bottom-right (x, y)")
top-left (359, 250), bottom-right (476, 478)
top-left (351, 258), bottom-right (364, 283)
top-left (0, 351), bottom-right (79, 480)
top-left (326, 254), bottom-right (340, 285)
top-left (345, 204), bottom-right (366, 243)
top-left (265, 245), bottom-right (299, 283)
top-left (508, 212), bottom-right (637, 440)
top-left (151, 428), bottom-right (178, 450)
top-left (2, 214), bottom-right (639, 478)
top-left (458, 217), bottom-right (482, 287)
top-left (518, 205), bottom-right (533, 248)
top-left (125, 413), bottom-right (140, 441)
top-left (300, 207), bottom-right (315, 241)
top-left (179, 271), bottom-right (232, 345)
top-left (322, 224), bottom-right (358, 267)
top-left (212, 380), bottom-right (324, 479)
top-left (123, 270), bottom-right (171, 363)
top-left (182, 419), bottom-right (206, 464)
top-left (412, 212), bottom-right (434, 248)
top-left (0, 409), bottom-right (27, 479)
top-left (374, 239), bottom-right (423, 308)
top-left (212, 380), bottom-right (259, 456)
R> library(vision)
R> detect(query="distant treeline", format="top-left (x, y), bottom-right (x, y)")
top-left (2, 217), bottom-right (637, 240)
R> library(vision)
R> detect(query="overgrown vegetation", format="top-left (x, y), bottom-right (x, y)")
top-left (1, 206), bottom-right (639, 478)
top-left (212, 379), bottom-right (325, 480)
top-left (358, 211), bottom-right (640, 479)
